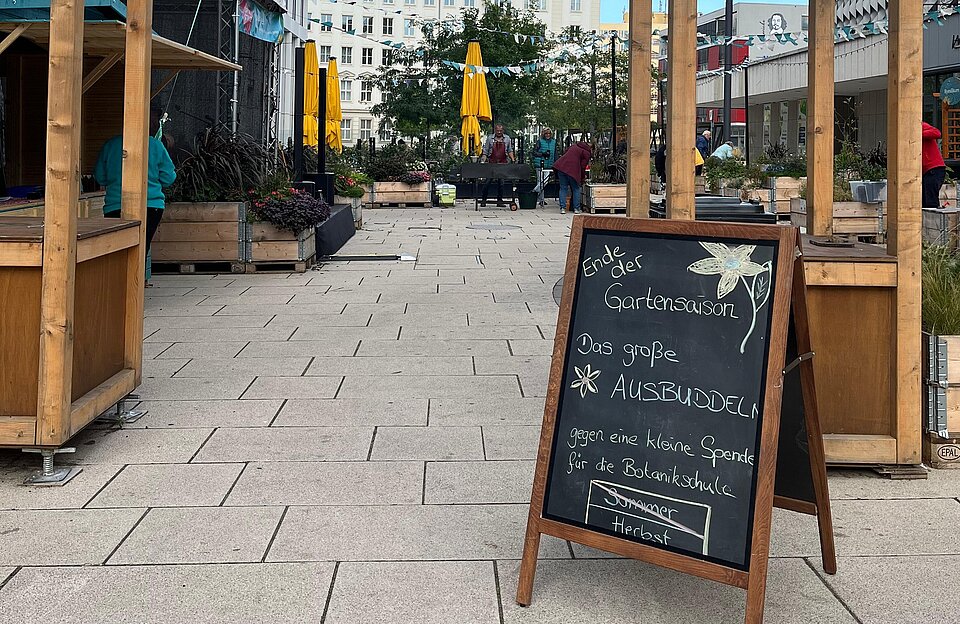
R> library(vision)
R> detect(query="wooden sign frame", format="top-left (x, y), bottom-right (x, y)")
top-left (517, 216), bottom-right (835, 623)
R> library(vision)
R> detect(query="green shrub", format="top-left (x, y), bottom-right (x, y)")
top-left (923, 245), bottom-right (960, 335)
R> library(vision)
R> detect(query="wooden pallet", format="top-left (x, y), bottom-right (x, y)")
top-left (370, 202), bottom-right (433, 208)
top-left (587, 206), bottom-right (626, 214)
top-left (243, 259), bottom-right (314, 273)
top-left (151, 261), bottom-right (245, 274)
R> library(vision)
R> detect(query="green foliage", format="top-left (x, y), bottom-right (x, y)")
top-left (373, 3), bottom-right (551, 135)
top-left (758, 143), bottom-right (807, 179)
top-left (703, 156), bottom-right (746, 193)
top-left (923, 245), bottom-right (960, 335)
top-left (365, 143), bottom-right (420, 181)
top-left (168, 129), bottom-right (273, 202)
top-left (589, 149), bottom-right (626, 184)
top-left (249, 187), bottom-right (331, 234)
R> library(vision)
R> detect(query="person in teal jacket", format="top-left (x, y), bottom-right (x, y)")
top-left (94, 110), bottom-right (176, 267)
top-left (532, 128), bottom-right (557, 205)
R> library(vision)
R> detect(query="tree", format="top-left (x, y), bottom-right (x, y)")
top-left (373, 2), bottom-right (552, 137)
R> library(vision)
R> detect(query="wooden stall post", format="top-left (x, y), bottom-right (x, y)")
top-left (806, 0), bottom-right (834, 236)
top-left (625, 0), bottom-right (652, 217)
top-left (886, 0), bottom-right (923, 464)
top-left (120, 0), bottom-right (154, 384)
top-left (665, 0), bottom-right (696, 219)
top-left (36, 0), bottom-right (85, 444)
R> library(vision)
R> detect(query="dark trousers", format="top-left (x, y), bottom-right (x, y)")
top-left (105, 207), bottom-right (164, 253)
top-left (481, 178), bottom-right (505, 204)
top-left (695, 165), bottom-right (703, 176)
top-left (923, 166), bottom-right (946, 208)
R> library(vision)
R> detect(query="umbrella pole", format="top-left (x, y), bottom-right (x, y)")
top-left (293, 46), bottom-right (305, 183)
top-left (319, 67), bottom-right (328, 176)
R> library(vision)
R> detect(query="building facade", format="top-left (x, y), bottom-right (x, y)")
top-left (305, 0), bottom-right (600, 142)
top-left (599, 10), bottom-right (667, 124)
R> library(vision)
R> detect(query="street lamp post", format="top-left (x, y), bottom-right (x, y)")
top-left (722, 0), bottom-right (733, 144)
top-left (611, 31), bottom-right (617, 149)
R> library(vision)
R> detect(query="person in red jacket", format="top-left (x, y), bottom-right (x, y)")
top-left (923, 122), bottom-right (948, 208)
top-left (553, 141), bottom-right (593, 213)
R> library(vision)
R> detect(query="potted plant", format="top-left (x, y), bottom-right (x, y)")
top-left (246, 176), bottom-right (331, 270)
top-left (921, 245), bottom-right (960, 465)
top-left (585, 149), bottom-right (627, 213)
top-left (334, 170), bottom-right (372, 227)
top-left (366, 144), bottom-right (432, 207)
top-left (755, 144), bottom-right (807, 216)
top-left (153, 129), bottom-right (271, 269)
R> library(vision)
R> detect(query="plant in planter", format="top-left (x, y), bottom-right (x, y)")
top-left (703, 156), bottom-right (747, 194)
top-left (246, 179), bottom-right (331, 266)
top-left (922, 245), bottom-right (960, 448)
top-left (584, 150), bottom-right (627, 212)
top-left (366, 144), bottom-right (432, 207)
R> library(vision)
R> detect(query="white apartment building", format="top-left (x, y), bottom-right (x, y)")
top-left (305, 0), bottom-right (601, 143)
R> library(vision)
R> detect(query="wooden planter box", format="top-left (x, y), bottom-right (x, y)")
top-left (246, 222), bottom-right (316, 271)
top-left (924, 333), bottom-right (960, 439)
top-left (370, 181), bottom-right (431, 207)
top-left (922, 207), bottom-right (960, 250)
top-left (584, 183), bottom-right (626, 213)
top-left (790, 198), bottom-right (885, 237)
top-left (151, 202), bottom-right (245, 265)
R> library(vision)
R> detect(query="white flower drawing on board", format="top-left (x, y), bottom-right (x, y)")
top-left (571, 364), bottom-right (601, 398)
top-left (687, 242), bottom-right (772, 354)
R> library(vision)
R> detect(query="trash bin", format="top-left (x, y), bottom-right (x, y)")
top-left (518, 191), bottom-right (538, 210)
top-left (436, 184), bottom-right (457, 207)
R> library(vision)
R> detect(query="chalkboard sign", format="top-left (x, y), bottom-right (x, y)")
top-left (517, 217), bottom-right (835, 623)
top-left (774, 315), bottom-right (816, 506)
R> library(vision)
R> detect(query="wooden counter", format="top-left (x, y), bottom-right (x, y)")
top-left (0, 192), bottom-right (106, 217)
top-left (0, 217), bottom-right (140, 447)
top-left (801, 236), bottom-right (902, 464)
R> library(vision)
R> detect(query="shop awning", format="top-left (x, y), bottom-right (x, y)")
top-left (0, 20), bottom-right (242, 71)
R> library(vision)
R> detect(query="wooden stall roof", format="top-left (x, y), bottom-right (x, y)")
top-left (0, 21), bottom-right (241, 71)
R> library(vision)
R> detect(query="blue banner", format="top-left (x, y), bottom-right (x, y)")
top-left (239, 0), bottom-right (284, 44)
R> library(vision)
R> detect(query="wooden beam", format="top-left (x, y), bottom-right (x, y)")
top-left (625, 0), bottom-right (652, 218)
top-left (806, 0), bottom-right (834, 236)
top-left (81, 51), bottom-right (124, 94)
top-left (120, 0), bottom-right (154, 386)
top-left (886, 0), bottom-right (923, 465)
top-left (0, 24), bottom-right (31, 56)
top-left (36, 0), bottom-right (84, 445)
top-left (665, 0), bottom-right (697, 219)
top-left (150, 69), bottom-right (180, 100)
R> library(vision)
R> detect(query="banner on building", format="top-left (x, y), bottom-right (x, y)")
top-left (239, 0), bottom-right (284, 44)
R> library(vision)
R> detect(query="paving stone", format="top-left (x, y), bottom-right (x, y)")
top-left (404, 302), bottom-right (529, 315)
top-left (0, 563), bottom-right (332, 624)
top-left (0, 464), bottom-right (121, 510)
top-left (289, 292), bottom-right (382, 305)
top-left (304, 356), bottom-right (473, 376)
top-left (138, 377), bottom-right (255, 400)
top-left (290, 325), bottom-right (401, 341)
top-left (156, 341), bottom-right (248, 359)
top-left (0, 508), bottom-right (144, 565)
top-left (144, 304), bottom-right (224, 317)
top-left (483, 425), bottom-right (542, 460)
top-left (174, 357), bottom-right (312, 378)
top-left (237, 340), bottom-right (360, 357)
top-left (266, 313), bottom-right (373, 327)
top-left (216, 303), bottom-right (347, 316)
top-left (109, 507), bottom-right (282, 564)
top-left (142, 342), bottom-right (174, 358)
top-left (274, 398), bottom-right (427, 427)
top-left (828, 468), bottom-right (960, 499)
top-left (429, 398), bottom-right (546, 426)
top-left (357, 339), bottom-right (510, 357)
top-left (267, 504), bottom-right (570, 562)
top-left (129, 399), bottom-right (282, 428)
top-left (240, 286), bottom-right (332, 296)
top-left (338, 375), bottom-right (521, 399)
top-left (497, 558), bottom-right (855, 624)
top-left (361, 274), bottom-right (464, 285)
top-left (142, 358), bottom-right (190, 378)
top-left (192, 427), bottom-right (373, 463)
top-left (818, 555), bottom-right (960, 623)
top-left (425, 460), bottom-right (533, 504)
top-left (401, 326), bottom-right (543, 340)
top-left (372, 426), bottom-right (484, 461)
top-left (770, 499), bottom-right (960, 558)
top-left (475, 355), bottom-right (552, 376)
top-left (341, 303), bottom-right (409, 315)
top-left (368, 312), bottom-right (469, 327)
top-left (142, 315), bottom-right (272, 328)
top-left (226, 461), bottom-right (423, 506)
top-left (200, 295), bottom-right (295, 306)
top-left (89, 463), bottom-right (243, 508)
top-left (518, 372), bottom-right (550, 397)
top-left (241, 376), bottom-right (343, 399)
top-left (325, 561), bottom-right (499, 624)
top-left (508, 339), bottom-right (555, 356)
top-left (63, 428), bottom-right (213, 465)
top-left (146, 327), bottom-right (294, 343)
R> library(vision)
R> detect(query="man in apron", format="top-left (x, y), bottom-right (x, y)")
top-left (481, 124), bottom-right (514, 207)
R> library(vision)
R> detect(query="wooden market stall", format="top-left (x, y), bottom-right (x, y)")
top-left (0, 2), bottom-right (239, 481)
top-left (628, 0), bottom-right (923, 466)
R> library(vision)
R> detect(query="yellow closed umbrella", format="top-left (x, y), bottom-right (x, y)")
top-left (303, 42), bottom-right (320, 147)
top-left (460, 41), bottom-right (491, 156)
top-left (325, 58), bottom-right (343, 153)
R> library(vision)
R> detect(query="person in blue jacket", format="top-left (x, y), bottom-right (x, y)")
top-left (94, 109), bottom-right (176, 263)
top-left (532, 128), bottom-right (557, 205)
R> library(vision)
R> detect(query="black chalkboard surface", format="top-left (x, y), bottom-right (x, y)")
top-left (540, 227), bottom-right (780, 571)
top-left (773, 315), bottom-right (816, 506)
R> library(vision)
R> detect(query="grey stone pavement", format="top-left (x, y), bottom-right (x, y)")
top-left (0, 201), bottom-right (958, 623)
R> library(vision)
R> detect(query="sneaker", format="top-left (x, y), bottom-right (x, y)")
top-left (574, 209), bottom-right (582, 214)
top-left (560, 208), bottom-right (566, 214)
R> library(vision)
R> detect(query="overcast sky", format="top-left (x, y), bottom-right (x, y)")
top-left (599, 0), bottom-right (806, 23)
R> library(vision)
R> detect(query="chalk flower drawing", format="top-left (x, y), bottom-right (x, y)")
top-left (687, 242), bottom-right (772, 353)
top-left (571, 364), bottom-right (601, 398)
